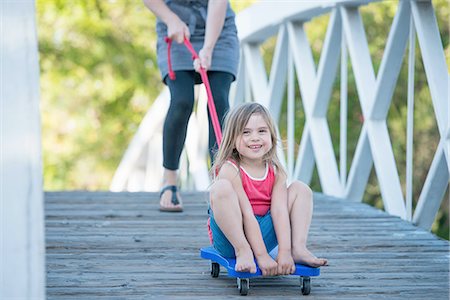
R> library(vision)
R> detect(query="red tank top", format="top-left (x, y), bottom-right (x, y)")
top-left (227, 160), bottom-right (275, 216)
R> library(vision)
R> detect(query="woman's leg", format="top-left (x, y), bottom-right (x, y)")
top-left (160, 71), bottom-right (196, 210)
top-left (205, 71), bottom-right (233, 162)
top-left (287, 181), bottom-right (328, 267)
top-left (210, 179), bottom-right (256, 273)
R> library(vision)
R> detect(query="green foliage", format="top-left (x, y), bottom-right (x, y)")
top-left (37, 1), bottom-right (448, 239)
top-left (38, 0), bottom-right (162, 189)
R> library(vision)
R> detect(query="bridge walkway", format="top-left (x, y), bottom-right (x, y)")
top-left (45, 191), bottom-right (449, 299)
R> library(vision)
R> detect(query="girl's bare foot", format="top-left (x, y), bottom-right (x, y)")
top-left (292, 246), bottom-right (328, 267)
top-left (235, 248), bottom-right (257, 273)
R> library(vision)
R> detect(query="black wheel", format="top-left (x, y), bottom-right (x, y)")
top-left (211, 262), bottom-right (220, 278)
top-left (301, 276), bottom-right (311, 295)
top-left (237, 278), bottom-right (249, 296)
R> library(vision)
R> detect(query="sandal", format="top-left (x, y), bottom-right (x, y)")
top-left (159, 185), bottom-right (183, 212)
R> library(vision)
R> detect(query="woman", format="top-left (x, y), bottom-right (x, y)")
top-left (143, 0), bottom-right (239, 212)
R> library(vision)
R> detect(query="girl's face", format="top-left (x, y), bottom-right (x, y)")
top-left (235, 113), bottom-right (272, 165)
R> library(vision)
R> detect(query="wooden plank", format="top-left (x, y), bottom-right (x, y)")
top-left (46, 192), bottom-right (449, 299)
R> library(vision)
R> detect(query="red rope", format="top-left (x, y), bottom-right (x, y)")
top-left (164, 37), bottom-right (176, 80)
top-left (165, 37), bottom-right (223, 146)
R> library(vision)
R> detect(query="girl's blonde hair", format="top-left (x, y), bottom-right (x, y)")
top-left (211, 102), bottom-right (286, 177)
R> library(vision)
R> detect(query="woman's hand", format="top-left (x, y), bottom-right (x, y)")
top-left (142, 0), bottom-right (189, 43)
top-left (167, 17), bottom-right (190, 43)
top-left (276, 250), bottom-right (296, 275)
top-left (255, 253), bottom-right (278, 276)
top-left (194, 46), bottom-right (213, 72)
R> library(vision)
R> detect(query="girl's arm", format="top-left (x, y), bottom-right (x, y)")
top-left (271, 171), bottom-right (296, 275)
top-left (218, 163), bottom-right (278, 276)
top-left (196, 0), bottom-right (228, 71)
top-left (142, 0), bottom-right (190, 43)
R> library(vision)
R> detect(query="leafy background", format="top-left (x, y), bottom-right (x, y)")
top-left (37, 0), bottom-right (448, 240)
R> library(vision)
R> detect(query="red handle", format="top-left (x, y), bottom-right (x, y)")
top-left (165, 37), bottom-right (223, 146)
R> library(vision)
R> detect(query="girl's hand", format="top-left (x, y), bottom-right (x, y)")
top-left (255, 253), bottom-right (278, 276)
top-left (194, 46), bottom-right (213, 72)
top-left (167, 17), bottom-right (190, 43)
top-left (276, 251), bottom-right (296, 275)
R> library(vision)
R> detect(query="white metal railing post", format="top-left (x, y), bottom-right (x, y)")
top-left (448, 74), bottom-right (450, 174)
top-left (1, 1), bottom-right (46, 298)
top-left (340, 15), bottom-right (348, 186)
top-left (406, 14), bottom-right (416, 222)
top-left (245, 64), bottom-right (251, 102)
top-left (287, 42), bottom-right (295, 179)
top-left (410, 2), bottom-right (449, 229)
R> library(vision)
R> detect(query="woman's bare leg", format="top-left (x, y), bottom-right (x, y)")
top-left (288, 181), bottom-right (327, 267)
top-left (210, 179), bottom-right (256, 273)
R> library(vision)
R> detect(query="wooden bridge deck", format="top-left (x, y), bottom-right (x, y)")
top-left (45, 191), bottom-right (449, 299)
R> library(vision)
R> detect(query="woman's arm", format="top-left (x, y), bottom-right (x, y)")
top-left (196, 0), bottom-right (228, 71)
top-left (142, 0), bottom-right (190, 43)
top-left (271, 171), bottom-right (295, 274)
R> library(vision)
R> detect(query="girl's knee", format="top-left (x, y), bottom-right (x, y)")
top-left (289, 180), bottom-right (313, 200)
top-left (210, 179), bottom-right (235, 204)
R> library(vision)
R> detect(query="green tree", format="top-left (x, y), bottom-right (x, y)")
top-left (38, 0), bottom-right (162, 189)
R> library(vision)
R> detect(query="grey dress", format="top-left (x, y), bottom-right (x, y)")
top-left (156, 0), bottom-right (240, 82)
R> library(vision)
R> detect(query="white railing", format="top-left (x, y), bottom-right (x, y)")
top-left (1, 1), bottom-right (46, 298)
top-left (111, 0), bottom-right (449, 231)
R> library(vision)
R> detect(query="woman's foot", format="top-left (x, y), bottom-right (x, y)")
top-left (159, 185), bottom-right (183, 212)
top-left (235, 247), bottom-right (257, 273)
top-left (292, 246), bottom-right (328, 267)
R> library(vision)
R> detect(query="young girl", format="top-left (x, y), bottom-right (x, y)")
top-left (208, 102), bottom-right (327, 276)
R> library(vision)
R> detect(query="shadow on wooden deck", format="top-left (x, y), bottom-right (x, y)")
top-left (45, 192), bottom-right (449, 299)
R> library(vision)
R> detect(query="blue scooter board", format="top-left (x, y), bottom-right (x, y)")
top-left (200, 246), bottom-right (320, 295)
